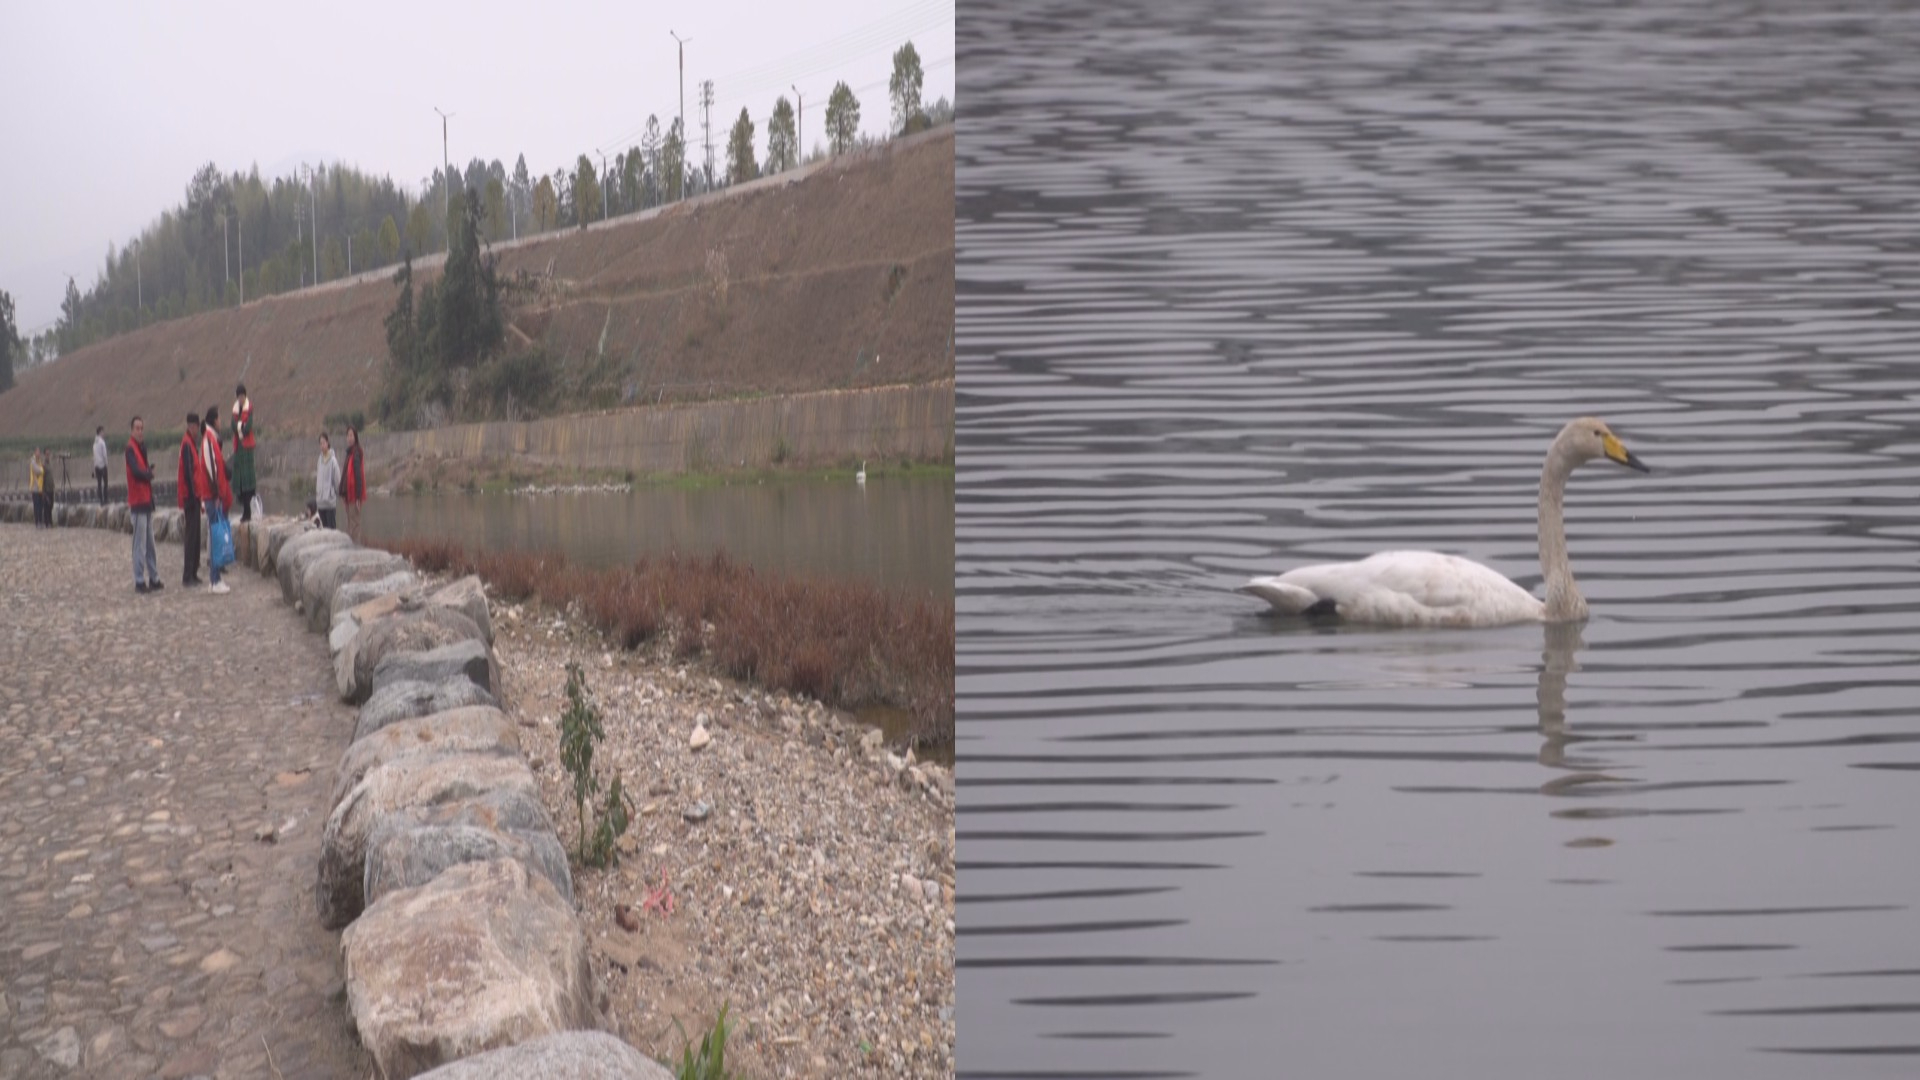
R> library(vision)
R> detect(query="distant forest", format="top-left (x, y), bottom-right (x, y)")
top-left (18, 42), bottom-right (950, 370)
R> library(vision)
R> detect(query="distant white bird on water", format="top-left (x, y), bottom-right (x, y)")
top-left (856, 460), bottom-right (867, 485)
top-left (1239, 417), bottom-right (1650, 627)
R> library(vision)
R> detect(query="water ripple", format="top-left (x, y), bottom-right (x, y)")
top-left (959, 1), bottom-right (1920, 1076)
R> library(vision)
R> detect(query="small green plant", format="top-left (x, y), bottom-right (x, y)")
top-left (671, 1003), bottom-right (734, 1080)
top-left (559, 662), bottom-right (632, 868)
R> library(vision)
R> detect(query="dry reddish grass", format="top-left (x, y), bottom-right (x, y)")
top-left (378, 538), bottom-right (954, 748)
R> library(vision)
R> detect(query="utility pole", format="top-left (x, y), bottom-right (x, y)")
top-left (601, 151), bottom-right (609, 222)
top-left (792, 84), bottom-right (804, 166)
top-left (133, 239), bottom-right (141, 312)
top-left (434, 106), bottom-right (455, 245)
top-left (700, 80), bottom-right (715, 190)
top-left (238, 210), bottom-right (244, 304)
top-left (669, 30), bottom-right (689, 200)
top-left (222, 210), bottom-right (229, 289)
top-left (309, 165), bottom-right (319, 286)
top-left (347, 234), bottom-right (352, 276)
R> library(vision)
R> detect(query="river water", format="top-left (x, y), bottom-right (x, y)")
top-left (357, 473), bottom-right (954, 598)
top-left (957, 2), bottom-right (1920, 1077)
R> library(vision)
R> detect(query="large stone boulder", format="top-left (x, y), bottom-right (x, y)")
top-left (264, 519), bottom-right (312, 573)
top-left (317, 751), bottom-right (539, 930)
top-left (154, 508), bottom-right (183, 543)
top-left (344, 606), bottom-right (489, 704)
top-left (372, 639), bottom-right (495, 700)
top-left (329, 571), bottom-right (422, 651)
top-left (329, 706), bottom-right (519, 814)
top-left (412, 1032), bottom-right (669, 1080)
top-left (363, 802), bottom-right (572, 911)
top-left (303, 548), bottom-right (412, 632)
top-left (426, 576), bottom-right (494, 645)
top-left (276, 527), bottom-right (354, 600)
top-left (341, 858), bottom-right (601, 1080)
top-left (356, 679), bottom-right (502, 743)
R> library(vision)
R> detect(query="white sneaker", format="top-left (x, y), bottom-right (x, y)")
top-left (209, 581), bottom-right (231, 594)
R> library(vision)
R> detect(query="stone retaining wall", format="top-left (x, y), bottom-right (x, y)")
top-left (7, 498), bottom-right (670, 1079)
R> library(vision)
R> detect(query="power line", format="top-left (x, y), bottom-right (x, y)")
top-left (591, 2), bottom-right (951, 155)
top-left (712, 53), bottom-right (952, 144)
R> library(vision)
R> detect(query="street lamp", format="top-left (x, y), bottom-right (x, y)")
top-left (434, 106), bottom-right (455, 242)
top-left (670, 30), bottom-right (690, 200)
top-left (792, 84), bottom-right (804, 168)
top-left (304, 164), bottom-right (318, 285)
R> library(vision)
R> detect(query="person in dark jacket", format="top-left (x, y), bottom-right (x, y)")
top-left (178, 412), bottom-right (209, 588)
top-left (126, 416), bottom-right (162, 593)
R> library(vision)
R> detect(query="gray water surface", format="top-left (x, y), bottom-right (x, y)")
top-left (360, 473), bottom-right (954, 598)
top-left (957, 2), bottom-right (1920, 1076)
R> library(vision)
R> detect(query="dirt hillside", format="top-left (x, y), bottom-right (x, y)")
top-left (0, 128), bottom-right (953, 442)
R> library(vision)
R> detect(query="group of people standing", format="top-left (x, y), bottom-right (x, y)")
top-left (118, 383), bottom-right (367, 595)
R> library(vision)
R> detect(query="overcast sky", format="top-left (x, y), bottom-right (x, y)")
top-left (0, 0), bottom-right (954, 336)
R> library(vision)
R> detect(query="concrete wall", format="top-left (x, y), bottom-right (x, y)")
top-left (252, 381), bottom-right (953, 483)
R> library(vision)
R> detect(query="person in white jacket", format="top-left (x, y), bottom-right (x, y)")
top-left (315, 432), bottom-right (342, 530)
top-left (92, 426), bottom-right (109, 504)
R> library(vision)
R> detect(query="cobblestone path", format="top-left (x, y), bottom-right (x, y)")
top-left (1, 524), bottom-right (372, 1078)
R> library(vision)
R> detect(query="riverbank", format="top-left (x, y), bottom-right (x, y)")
top-left (485, 588), bottom-right (955, 1078)
top-left (377, 538), bottom-right (954, 751)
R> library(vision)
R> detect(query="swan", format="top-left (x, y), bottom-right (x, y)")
top-left (856, 460), bottom-right (867, 485)
top-left (1239, 417), bottom-right (1650, 627)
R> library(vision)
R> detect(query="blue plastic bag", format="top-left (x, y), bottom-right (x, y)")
top-left (210, 508), bottom-right (236, 570)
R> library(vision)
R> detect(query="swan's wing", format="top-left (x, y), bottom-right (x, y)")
top-left (1245, 551), bottom-right (1543, 626)
top-left (1238, 577), bottom-right (1324, 614)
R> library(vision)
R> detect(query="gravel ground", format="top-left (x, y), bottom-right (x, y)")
top-left (491, 595), bottom-right (955, 1079)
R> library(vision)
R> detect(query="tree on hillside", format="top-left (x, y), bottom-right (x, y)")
top-left (511, 154), bottom-right (532, 235)
top-left (55, 277), bottom-right (83, 356)
top-left (406, 202), bottom-right (434, 257)
top-left (0, 289), bottom-right (20, 392)
top-left (929, 95), bottom-right (954, 126)
top-left (663, 119), bottom-right (687, 202)
top-left (826, 81), bottom-right (861, 156)
top-left (767, 97), bottom-right (797, 174)
top-left (574, 155), bottom-right (601, 228)
top-left (322, 235), bottom-right (346, 281)
top-left (378, 215), bottom-right (401, 263)
top-left (485, 177), bottom-right (507, 240)
top-left (533, 175), bottom-right (558, 232)
top-left (727, 108), bottom-right (758, 186)
top-left (384, 253), bottom-right (418, 375)
top-left (642, 116), bottom-right (663, 206)
top-left (438, 190), bottom-right (503, 368)
top-left (890, 41), bottom-right (926, 135)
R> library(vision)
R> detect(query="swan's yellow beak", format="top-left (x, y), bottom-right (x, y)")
top-left (1602, 433), bottom-right (1651, 473)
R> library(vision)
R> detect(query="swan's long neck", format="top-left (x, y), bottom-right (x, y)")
top-left (1538, 446), bottom-right (1587, 621)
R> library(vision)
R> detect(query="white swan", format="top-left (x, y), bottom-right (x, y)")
top-left (856, 460), bottom-right (867, 485)
top-left (1239, 417), bottom-right (1650, 627)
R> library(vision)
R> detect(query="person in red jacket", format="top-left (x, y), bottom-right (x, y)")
top-left (341, 425), bottom-right (367, 539)
top-left (201, 404), bottom-right (235, 594)
top-left (230, 383), bottom-right (257, 522)
top-left (126, 415), bottom-right (162, 594)
top-left (178, 412), bottom-right (211, 589)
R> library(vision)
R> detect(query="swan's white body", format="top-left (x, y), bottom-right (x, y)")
top-left (856, 460), bottom-right (867, 485)
top-left (1242, 550), bottom-right (1546, 627)
top-left (1240, 418), bottom-right (1648, 627)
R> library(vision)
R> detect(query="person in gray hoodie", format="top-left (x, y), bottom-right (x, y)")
top-left (315, 431), bottom-right (342, 530)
